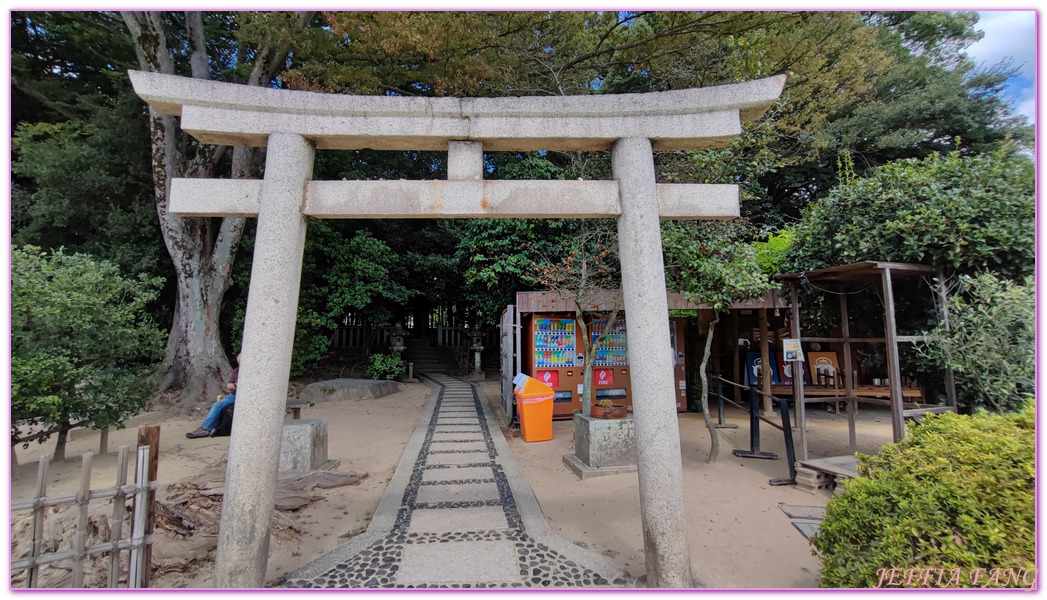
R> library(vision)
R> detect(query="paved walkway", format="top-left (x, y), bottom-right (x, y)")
top-left (281, 374), bottom-right (627, 588)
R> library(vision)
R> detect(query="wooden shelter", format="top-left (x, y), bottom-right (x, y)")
top-left (779, 262), bottom-right (957, 460)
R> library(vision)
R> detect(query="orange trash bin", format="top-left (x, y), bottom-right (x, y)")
top-left (515, 375), bottom-right (555, 442)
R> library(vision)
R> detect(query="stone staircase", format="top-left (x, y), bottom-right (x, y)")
top-left (402, 339), bottom-right (460, 375)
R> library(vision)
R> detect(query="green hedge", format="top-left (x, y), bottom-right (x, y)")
top-left (366, 352), bottom-right (406, 381)
top-left (811, 405), bottom-right (1035, 588)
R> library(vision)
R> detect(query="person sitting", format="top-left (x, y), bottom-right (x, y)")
top-left (186, 353), bottom-right (240, 439)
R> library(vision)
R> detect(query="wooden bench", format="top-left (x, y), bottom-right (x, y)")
top-left (286, 399), bottom-right (314, 420)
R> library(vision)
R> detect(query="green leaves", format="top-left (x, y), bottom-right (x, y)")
top-left (920, 274), bottom-right (1034, 414)
top-left (785, 145), bottom-right (1034, 281)
top-left (662, 220), bottom-right (775, 312)
top-left (365, 353), bottom-right (406, 381)
top-left (11, 246), bottom-right (165, 444)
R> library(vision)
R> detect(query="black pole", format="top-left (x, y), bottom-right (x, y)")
top-left (733, 385), bottom-right (776, 459)
top-left (749, 386), bottom-right (760, 453)
top-left (769, 396), bottom-right (797, 485)
top-left (717, 378), bottom-right (726, 425)
top-left (713, 378), bottom-right (738, 429)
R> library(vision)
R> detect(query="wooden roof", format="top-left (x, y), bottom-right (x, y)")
top-left (778, 261), bottom-right (939, 284)
top-left (515, 289), bottom-right (785, 313)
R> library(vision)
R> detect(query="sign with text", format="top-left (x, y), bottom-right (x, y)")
top-left (595, 368), bottom-right (615, 386)
top-left (782, 338), bottom-right (804, 362)
top-left (537, 370), bottom-right (559, 388)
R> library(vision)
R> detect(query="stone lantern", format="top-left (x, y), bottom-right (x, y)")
top-left (467, 327), bottom-right (485, 380)
top-left (389, 322), bottom-right (407, 354)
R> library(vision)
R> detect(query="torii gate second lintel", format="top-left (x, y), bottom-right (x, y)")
top-left (129, 71), bottom-right (785, 589)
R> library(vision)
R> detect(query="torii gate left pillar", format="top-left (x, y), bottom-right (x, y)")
top-left (129, 71), bottom-right (785, 588)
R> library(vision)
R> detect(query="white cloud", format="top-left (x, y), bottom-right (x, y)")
top-left (967, 11), bottom-right (1036, 79)
top-left (966, 11), bottom-right (1037, 124)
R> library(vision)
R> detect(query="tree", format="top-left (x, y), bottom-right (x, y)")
top-left (11, 12), bottom-right (172, 323)
top-left (784, 144), bottom-right (1035, 281)
top-left (120, 11), bottom-right (317, 407)
top-left (229, 223), bottom-right (409, 375)
top-left (11, 247), bottom-right (165, 461)
top-left (922, 274), bottom-right (1034, 415)
top-left (12, 97), bottom-right (168, 289)
top-left (526, 220), bottom-right (622, 417)
top-left (663, 221), bottom-right (775, 462)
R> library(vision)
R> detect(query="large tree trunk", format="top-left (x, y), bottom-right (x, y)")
top-left (121, 11), bottom-right (314, 409)
top-left (699, 313), bottom-right (721, 463)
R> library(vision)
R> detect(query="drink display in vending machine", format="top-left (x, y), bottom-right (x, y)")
top-left (533, 317), bottom-right (576, 368)
top-left (522, 313), bottom-right (688, 417)
top-left (526, 315), bottom-right (584, 418)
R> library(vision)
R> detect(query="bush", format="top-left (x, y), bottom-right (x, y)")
top-left (811, 406), bottom-right (1035, 588)
top-left (366, 352), bottom-right (406, 380)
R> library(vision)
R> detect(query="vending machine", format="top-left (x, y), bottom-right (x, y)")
top-left (522, 313), bottom-right (688, 418)
top-left (526, 314), bottom-right (583, 419)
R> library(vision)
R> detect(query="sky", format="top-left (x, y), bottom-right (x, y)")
top-left (965, 10), bottom-right (1037, 125)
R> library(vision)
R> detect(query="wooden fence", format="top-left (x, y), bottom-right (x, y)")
top-left (11, 426), bottom-right (160, 588)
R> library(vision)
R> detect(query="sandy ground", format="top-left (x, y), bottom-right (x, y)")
top-left (10, 382), bottom-right (432, 588)
top-left (491, 380), bottom-right (895, 588)
top-left (10, 379), bottom-right (893, 589)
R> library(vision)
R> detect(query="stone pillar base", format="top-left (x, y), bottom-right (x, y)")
top-left (562, 413), bottom-right (637, 479)
top-left (279, 419), bottom-right (329, 472)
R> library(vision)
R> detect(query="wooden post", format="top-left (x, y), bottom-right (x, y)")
top-left (839, 293), bottom-right (856, 450)
top-left (109, 446), bottom-right (130, 588)
top-left (759, 308), bottom-right (772, 414)
top-left (129, 446), bottom-right (150, 588)
top-left (28, 455), bottom-right (50, 588)
top-left (936, 272), bottom-right (958, 409)
top-left (789, 283), bottom-right (808, 460)
top-left (136, 426), bottom-right (160, 587)
top-left (881, 268), bottom-right (905, 442)
top-left (731, 310), bottom-right (742, 403)
top-left (72, 451), bottom-right (94, 587)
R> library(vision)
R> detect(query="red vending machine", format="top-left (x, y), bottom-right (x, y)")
top-left (525, 314), bottom-right (584, 419)
top-left (588, 317), bottom-right (688, 412)
top-left (522, 313), bottom-right (688, 418)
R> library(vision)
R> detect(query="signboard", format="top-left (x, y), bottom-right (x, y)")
top-left (745, 352), bottom-right (780, 385)
top-left (536, 370), bottom-right (559, 388)
top-left (782, 338), bottom-right (804, 362)
top-left (595, 368), bottom-right (615, 386)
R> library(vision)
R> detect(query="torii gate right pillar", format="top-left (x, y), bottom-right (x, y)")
top-left (613, 137), bottom-right (693, 587)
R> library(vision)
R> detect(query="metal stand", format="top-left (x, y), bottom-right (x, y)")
top-left (732, 387), bottom-right (777, 459)
top-left (714, 378), bottom-right (739, 429)
top-left (769, 396), bottom-right (797, 485)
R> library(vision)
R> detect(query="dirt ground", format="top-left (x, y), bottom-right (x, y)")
top-left (491, 381), bottom-right (895, 588)
top-left (9, 379), bottom-right (893, 589)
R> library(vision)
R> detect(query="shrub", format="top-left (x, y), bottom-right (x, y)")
top-left (811, 405), bottom-right (1035, 588)
top-left (366, 352), bottom-right (406, 380)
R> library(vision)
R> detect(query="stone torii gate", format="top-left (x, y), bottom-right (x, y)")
top-left (129, 71), bottom-right (785, 588)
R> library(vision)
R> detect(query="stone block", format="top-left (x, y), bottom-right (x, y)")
top-left (279, 419), bottom-right (328, 473)
top-left (563, 412), bottom-right (639, 478)
top-left (573, 413), bottom-right (636, 468)
top-left (299, 378), bottom-right (399, 405)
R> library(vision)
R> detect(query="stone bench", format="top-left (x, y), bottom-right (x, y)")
top-left (286, 399), bottom-right (314, 420)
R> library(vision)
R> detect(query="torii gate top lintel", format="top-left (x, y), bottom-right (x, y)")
top-left (128, 70), bottom-right (786, 152)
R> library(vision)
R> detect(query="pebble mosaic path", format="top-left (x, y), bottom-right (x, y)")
top-left (281, 374), bottom-right (627, 588)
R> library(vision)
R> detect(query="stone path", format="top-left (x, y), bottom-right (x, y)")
top-left (281, 374), bottom-right (626, 588)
